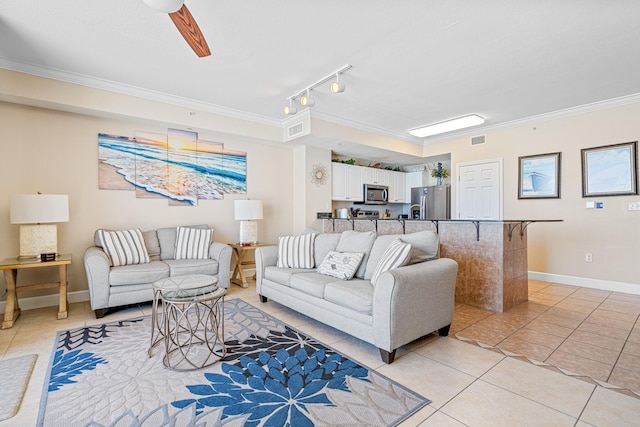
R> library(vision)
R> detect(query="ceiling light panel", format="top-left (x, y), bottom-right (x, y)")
top-left (409, 115), bottom-right (485, 137)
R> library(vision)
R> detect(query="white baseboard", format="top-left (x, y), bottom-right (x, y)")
top-left (528, 271), bottom-right (640, 295)
top-left (0, 290), bottom-right (90, 314)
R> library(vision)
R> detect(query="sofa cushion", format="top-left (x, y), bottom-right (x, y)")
top-left (324, 279), bottom-right (374, 314)
top-left (109, 261), bottom-right (169, 286)
top-left (277, 234), bottom-right (316, 268)
top-left (289, 272), bottom-right (338, 299)
top-left (364, 231), bottom-right (439, 279)
top-left (157, 224), bottom-right (209, 261)
top-left (174, 226), bottom-right (213, 260)
top-left (264, 266), bottom-right (311, 286)
top-left (143, 230), bottom-right (161, 261)
top-left (313, 233), bottom-right (342, 267)
top-left (370, 238), bottom-right (412, 286)
top-left (96, 229), bottom-right (150, 267)
top-left (335, 230), bottom-right (376, 279)
top-left (316, 251), bottom-right (364, 280)
top-left (163, 259), bottom-right (219, 276)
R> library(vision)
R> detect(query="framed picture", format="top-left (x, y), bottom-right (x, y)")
top-left (518, 152), bottom-right (561, 199)
top-left (581, 141), bottom-right (638, 197)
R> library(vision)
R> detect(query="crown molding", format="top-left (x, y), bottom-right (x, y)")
top-left (0, 58), bottom-right (282, 128)
top-left (422, 92), bottom-right (640, 144)
top-left (309, 110), bottom-right (424, 145)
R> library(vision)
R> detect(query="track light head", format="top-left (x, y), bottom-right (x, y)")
top-left (330, 79), bottom-right (346, 94)
top-left (283, 100), bottom-right (297, 115)
top-left (300, 90), bottom-right (315, 107)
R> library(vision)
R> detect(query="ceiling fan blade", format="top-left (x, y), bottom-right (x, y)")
top-left (168, 4), bottom-right (211, 57)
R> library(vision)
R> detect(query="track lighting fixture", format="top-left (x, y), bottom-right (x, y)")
top-left (283, 64), bottom-right (352, 115)
top-left (283, 99), bottom-right (297, 115)
top-left (300, 90), bottom-right (315, 107)
top-left (330, 74), bottom-right (346, 94)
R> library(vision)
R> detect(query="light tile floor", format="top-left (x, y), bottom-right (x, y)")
top-left (0, 279), bottom-right (639, 426)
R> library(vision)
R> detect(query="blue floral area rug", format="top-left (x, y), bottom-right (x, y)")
top-left (37, 298), bottom-right (429, 426)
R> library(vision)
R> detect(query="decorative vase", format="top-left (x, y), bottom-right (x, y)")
top-left (437, 176), bottom-right (443, 186)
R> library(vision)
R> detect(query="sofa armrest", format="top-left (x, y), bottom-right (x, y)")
top-left (255, 245), bottom-right (278, 295)
top-left (209, 242), bottom-right (232, 289)
top-left (83, 246), bottom-right (112, 310)
top-left (372, 258), bottom-right (458, 352)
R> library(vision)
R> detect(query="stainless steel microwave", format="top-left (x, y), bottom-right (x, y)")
top-left (361, 184), bottom-right (388, 205)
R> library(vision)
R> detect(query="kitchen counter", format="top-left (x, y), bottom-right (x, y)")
top-left (322, 218), bottom-right (562, 312)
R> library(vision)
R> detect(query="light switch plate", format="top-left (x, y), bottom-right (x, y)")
top-left (586, 201), bottom-right (595, 209)
top-left (629, 201), bottom-right (640, 211)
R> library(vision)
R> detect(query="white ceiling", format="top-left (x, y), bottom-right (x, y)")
top-left (2, 1), bottom-right (640, 164)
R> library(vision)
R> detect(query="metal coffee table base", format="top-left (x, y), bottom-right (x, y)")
top-left (162, 290), bottom-right (226, 371)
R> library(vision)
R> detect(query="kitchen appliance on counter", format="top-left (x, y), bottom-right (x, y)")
top-left (410, 185), bottom-right (451, 219)
top-left (356, 184), bottom-right (388, 205)
top-left (356, 209), bottom-right (380, 219)
top-left (336, 208), bottom-right (350, 219)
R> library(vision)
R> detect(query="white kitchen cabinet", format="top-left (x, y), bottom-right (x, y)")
top-left (332, 163), bottom-right (364, 201)
top-left (362, 167), bottom-right (388, 185)
top-left (388, 171), bottom-right (407, 203)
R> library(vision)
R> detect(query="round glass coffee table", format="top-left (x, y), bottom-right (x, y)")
top-left (149, 274), bottom-right (226, 371)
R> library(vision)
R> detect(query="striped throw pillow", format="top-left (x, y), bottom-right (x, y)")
top-left (174, 226), bottom-right (213, 260)
top-left (277, 234), bottom-right (316, 268)
top-left (370, 238), bottom-right (412, 286)
top-left (96, 228), bottom-right (150, 267)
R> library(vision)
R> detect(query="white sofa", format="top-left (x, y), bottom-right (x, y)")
top-left (255, 230), bottom-right (458, 364)
top-left (84, 225), bottom-right (231, 318)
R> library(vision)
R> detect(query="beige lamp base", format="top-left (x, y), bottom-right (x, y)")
top-left (19, 224), bottom-right (58, 259)
top-left (239, 220), bottom-right (258, 244)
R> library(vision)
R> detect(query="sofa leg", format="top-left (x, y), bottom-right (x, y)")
top-left (438, 324), bottom-right (451, 336)
top-left (94, 309), bottom-right (106, 319)
top-left (379, 348), bottom-right (396, 364)
top-left (259, 295), bottom-right (268, 303)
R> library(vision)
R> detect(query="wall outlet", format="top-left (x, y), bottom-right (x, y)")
top-left (585, 253), bottom-right (593, 262)
top-left (629, 201), bottom-right (640, 211)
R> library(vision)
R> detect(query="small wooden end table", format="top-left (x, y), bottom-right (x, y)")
top-left (0, 254), bottom-right (71, 329)
top-left (229, 243), bottom-right (273, 288)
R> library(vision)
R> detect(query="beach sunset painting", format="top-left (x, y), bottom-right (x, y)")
top-left (98, 129), bottom-right (247, 205)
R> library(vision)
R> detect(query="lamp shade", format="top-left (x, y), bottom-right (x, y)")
top-left (234, 200), bottom-right (263, 221)
top-left (10, 194), bottom-right (69, 224)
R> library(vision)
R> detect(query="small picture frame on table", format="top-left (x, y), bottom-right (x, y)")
top-left (518, 152), bottom-right (561, 199)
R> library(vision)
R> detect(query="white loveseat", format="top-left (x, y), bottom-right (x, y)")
top-left (255, 230), bottom-right (458, 364)
top-left (84, 225), bottom-right (231, 318)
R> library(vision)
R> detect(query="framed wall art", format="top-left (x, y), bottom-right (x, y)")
top-left (518, 152), bottom-right (561, 199)
top-left (581, 141), bottom-right (637, 197)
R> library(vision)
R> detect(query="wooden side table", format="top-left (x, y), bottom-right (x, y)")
top-left (229, 243), bottom-right (273, 288)
top-left (0, 254), bottom-right (71, 329)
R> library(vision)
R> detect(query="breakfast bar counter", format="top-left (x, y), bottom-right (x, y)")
top-left (322, 218), bottom-right (561, 312)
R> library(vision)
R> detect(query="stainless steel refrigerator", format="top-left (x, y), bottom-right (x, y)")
top-left (410, 185), bottom-right (451, 219)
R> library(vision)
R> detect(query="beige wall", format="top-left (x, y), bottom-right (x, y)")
top-left (0, 101), bottom-right (296, 295)
top-left (425, 102), bottom-right (640, 288)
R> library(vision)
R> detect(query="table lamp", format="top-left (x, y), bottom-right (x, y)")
top-left (10, 194), bottom-right (69, 259)
top-left (234, 200), bottom-right (263, 245)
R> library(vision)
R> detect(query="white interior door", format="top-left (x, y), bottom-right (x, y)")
top-left (457, 159), bottom-right (503, 220)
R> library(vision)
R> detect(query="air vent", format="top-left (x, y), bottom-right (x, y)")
top-left (287, 122), bottom-right (304, 139)
top-left (470, 135), bottom-right (486, 146)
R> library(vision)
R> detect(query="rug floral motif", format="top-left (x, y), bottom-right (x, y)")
top-left (38, 298), bottom-right (428, 426)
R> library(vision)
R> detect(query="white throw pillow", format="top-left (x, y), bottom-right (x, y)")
top-left (317, 251), bottom-right (364, 280)
top-left (174, 226), bottom-right (213, 260)
top-left (277, 234), bottom-right (316, 268)
top-left (370, 238), bottom-right (412, 286)
top-left (97, 228), bottom-right (150, 267)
